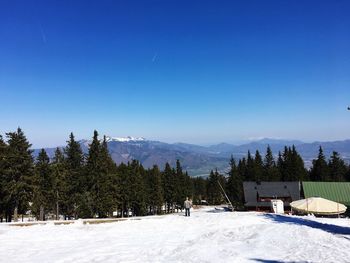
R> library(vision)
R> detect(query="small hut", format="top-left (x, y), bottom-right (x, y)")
top-left (243, 181), bottom-right (301, 211)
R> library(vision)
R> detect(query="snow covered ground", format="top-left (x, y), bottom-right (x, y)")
top-left (1, 207), bottom-right (350, 263)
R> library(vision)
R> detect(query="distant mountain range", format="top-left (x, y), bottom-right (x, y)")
top-left (33, 137), bottom-right (350, 177)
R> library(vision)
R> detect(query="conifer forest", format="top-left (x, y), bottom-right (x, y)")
top-left (1, 128), bottom-right (350, 222)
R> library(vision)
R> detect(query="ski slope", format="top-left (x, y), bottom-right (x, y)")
top-left (1, 207), bottom-right (349, 262)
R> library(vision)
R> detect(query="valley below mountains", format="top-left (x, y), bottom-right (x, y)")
top-left (34, 137), bottom-right (350, 177)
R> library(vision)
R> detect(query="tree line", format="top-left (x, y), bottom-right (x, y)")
top-left (224, 145), bottom-right (350, 208)
top-left (1, 128), bottom-right (350, 221)
top-left (0, 128), bottom-right (206, 222)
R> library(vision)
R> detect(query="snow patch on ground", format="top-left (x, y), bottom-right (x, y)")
top-left (0, 207), bottom-right (349, 262)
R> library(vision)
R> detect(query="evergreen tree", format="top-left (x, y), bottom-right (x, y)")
top-left (277, 151), bottom-right (284, 181)
top-left (346, 165), bottom-right (350, 182)
top-left (237, 158), bottom-right (247, 182)
top-left (226, 156), bottom-right (244, 208)
top-left (64, 132), bottom-right (84, 219)
top-left (281, 147), bottom-right (292, 181)
top-left (83, 130), bottom-right (101, 218)
top-left (207, 169), bottom-right (225, 205)
top-left (98, 136), bottom-right (119, 216)
top-left (263, 146), bottom-right (279, 181)
top-left (289, 145), bottom-right (308, 181)
top-left (33, 149), bottom-right (55, 220)
top-left (51, 147), bottom-right (67, 220)
top-left (163, 162), bottom-right (176, 213)
top-left (328, 151), bottom-right (347, 182)
top-left (145, 165), bottom-right (164, 214)
top-left (116, 163), bottom-right (131, 217)
top-left (174, 160), bottom-right (187, 209)
top-left (100, 136), bottom-right (117, 174)
top-left (183, 171), bottom-right (194, 203)
top-left (84, 131), bottom-right (118, 218)
top-left (117, 160), bottom-right (146, 217)
top-left (279, 146), bottom-right (307, 181)
top-left (192, 176), bottom-right (207, 204)
top-left (245, 151), bottom-right (255, 181)
top-left (0, 136), bottom-right (7, 222)
top-left (4, 128), bottom-right (34, 221)
top-left (253, 150), bottom-right (264, 181)
top-left (310, 146), bottom-right (330, 181)
top-left (128, 160), bottom-right (146, 216)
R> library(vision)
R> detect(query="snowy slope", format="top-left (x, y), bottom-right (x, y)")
top-left (0, 208), bottom-right (349, 262)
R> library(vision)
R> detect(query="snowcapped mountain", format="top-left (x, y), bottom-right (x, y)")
top-left (105, 136), bottom-right (146, 142)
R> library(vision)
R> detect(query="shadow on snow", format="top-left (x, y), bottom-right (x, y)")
top-left (262, 213), bottom-right (350, 236)
top-left (251, 259), bottom-right (307, 263)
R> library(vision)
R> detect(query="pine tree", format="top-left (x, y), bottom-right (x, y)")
top-left (183, 171), bottom-right (194, 203)
top-left (146, 165), bottom-right (164, 214)
top-left (310, 146), bottom-right (330, 181)
top-left (0, 136), bottom-right (7, 222)
top-left (277, 151), bottom-right (284, 181)
top-left (100, 136), bottom-right (117, 174)
top-left (281, 147), bottom-right (292, 181)
top-left (83, 130), bottom-right (101, 218)
top-left (116, 163), bottom-right (131, 217)
top-left (290, 145), bottom-right (308, 181)
top-left (346, 165), bottom-right (350, 182)
top-left (82, 131), bottom-right (118, 218)
top-left (226, 156), bottom-right (243, 208)
top-left (117, 160), bottom-right (146, 217)
top-left (279, 146), bottom-right (307, 181)
top-left (192, 176), bottom-right (207, 204)
top-left (163, 162), bottom-right (176, 213)
top-left (33, 149), bottom-right (55, 220)
top-left (97, 135), bottom-right (119, 216)
top-left (64, 132), bottom-right (84, 219)
top-left (51, 147), bottom-right (67, 220)
top-left (263, 146), bottom-right (279, 181)
top-left (174, 159), bottom-right (186, 209)
top-left (253, 150), bottom-right (264, 181)
top-left (5, 128), bottom-right (34, 221)
top-left (328, 151), bottom-right (347, 182)
top-left (245, 151), bottom-right (255, 181)
top-left (237, 158), bottom-right (247, 182)
top-left (207, 169), bottom-right (225, 205)
top-left (128, 160), bottom-right (146, 216)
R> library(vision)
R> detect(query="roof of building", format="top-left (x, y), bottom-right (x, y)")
top-left (302, 182), bottom-right (350, 207)
top-left (243, 181), bottom-right (301, 207)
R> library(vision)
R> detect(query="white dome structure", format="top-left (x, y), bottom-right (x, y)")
top-left (291, 197), bottom-right (347, 215)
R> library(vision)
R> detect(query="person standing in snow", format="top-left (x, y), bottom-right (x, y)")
top-left (184, 197), bottom-right (192, 217)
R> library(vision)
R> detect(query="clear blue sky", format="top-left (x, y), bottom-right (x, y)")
top-left (1, 0), bottom-right (350, 148)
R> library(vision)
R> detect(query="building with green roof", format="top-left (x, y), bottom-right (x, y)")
top-left (302, 182), bottom-right (350, 207)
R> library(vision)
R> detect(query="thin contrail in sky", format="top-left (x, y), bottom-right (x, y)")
top-left (152, 52), bottom-right (158, 63)
top-left (39, 23), bottom-right (47, 44)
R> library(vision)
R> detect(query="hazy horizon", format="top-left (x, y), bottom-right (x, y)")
top-left (1, 129), bottom-right (350, 149)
